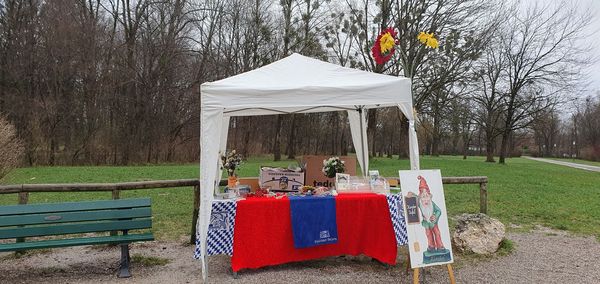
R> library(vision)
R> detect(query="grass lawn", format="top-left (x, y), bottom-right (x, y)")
top-left (1, 155), bottom-right (599, 241)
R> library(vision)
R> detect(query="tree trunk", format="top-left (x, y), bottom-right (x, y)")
top-left (498, 130), bottom-right (510, 164)
top-left (431, 114), bottom-right (441, 157)
top-left (340, 129), bottom-right (348, 156)
top-left (367, 109), bottom-right (378, 157)
top-left (431, 136), bottom-right (440, 157)
top-left (462, 131), bottom-right (471, 160)
top-left (397, 111), bottom-right (409, 159)
top-left (241, 118), bottom-right (251, 158)
top-left (387, 124), bottom-right (394, 158)
top-left (49, 137), bottom-right (56, 166)
top-left (452, 133), bottom-right (460, 155)
top-left (478, 131), bottom-right (483, 156)
top-left (286, 114), bottom-right (297, 159)
top-left (273, 115), bottom-right (282, 161)
top-left (485, 132), bottom-right (495, 163)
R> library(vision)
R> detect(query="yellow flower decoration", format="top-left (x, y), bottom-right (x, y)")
top-left (417, 32), bottom-right (439, 49)
top-left (417, 32), bottom-right (431, 43)
top-left (380, 32), bottom-right (396, 53)
top-left (427, 37), bottom-right (439, 49)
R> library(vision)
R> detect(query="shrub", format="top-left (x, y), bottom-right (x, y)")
top-left (528, 148), bottom-right (540, 157)
top-left (509, 149), bottom-right (523, 158)
top-left (580, 146), bottom-right (600, 162)
top-left (0, 115), bottom-right (24, 180)
top-left (497, 238), bottom-right (515, 256)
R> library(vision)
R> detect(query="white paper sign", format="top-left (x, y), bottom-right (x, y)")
top-left (399, 169), bottom-right (454, 268)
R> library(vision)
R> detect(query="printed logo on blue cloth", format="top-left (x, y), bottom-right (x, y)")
top-left (315, 229), bottom-right (337, 245)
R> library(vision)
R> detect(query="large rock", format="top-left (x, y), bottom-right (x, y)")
top-left (452, 213), bottom-right (506, 254)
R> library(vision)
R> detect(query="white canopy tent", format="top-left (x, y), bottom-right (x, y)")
top-left (197, 53), bottom-right (420, 279)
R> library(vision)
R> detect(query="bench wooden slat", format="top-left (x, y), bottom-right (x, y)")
top-left (0, 198), bottom-right (151, 216)
top-left (0, 218), bottom-right (152, 239)
top-left (0, 233), bottom-right (154, 252)
top-left (0, 207), bottom-right (151, 227)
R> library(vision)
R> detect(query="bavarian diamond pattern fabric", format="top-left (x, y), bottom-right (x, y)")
top-left (194, 199), bottom-right (237, 259)
top-left (386, 193), bottom-right (408, 246)
top-left (194, 233), bottom-right (202, 259)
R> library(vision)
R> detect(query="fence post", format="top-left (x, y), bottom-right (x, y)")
top-left (18, 192), bottom-right (29, 205)
top-left (190, 184), bottom-right (200, 244)
top-left (479, 182), bottom-right (488, 214)
top-left (112, 189), bottom-right (120, 200)
top-left (111, 188), bottom-right (120, 236)
top-left (16, 191), bottom-right (29, 254)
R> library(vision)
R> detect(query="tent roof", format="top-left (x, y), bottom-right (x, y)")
top-left (200, 53), bottom-right (412, 116)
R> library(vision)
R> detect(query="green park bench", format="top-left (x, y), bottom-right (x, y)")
top-left (0, 198), bottom-right (154, 278)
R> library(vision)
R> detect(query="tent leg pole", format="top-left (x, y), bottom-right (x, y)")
top-left (190, 184), bottom-right (200, 244)
top-left (358, 108), bottom-right (367, 176)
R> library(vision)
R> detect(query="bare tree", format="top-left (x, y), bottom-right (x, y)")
top-left (0, 0), bottom-right (595, 166)
top-left (576, 95), bottom-right (600, 160)
top-left (531, 108), bottom-right (560, 157)
top-left (496, 1), bottom-right (592, 163)
top-left (473, 42), bottom-right (508, 162)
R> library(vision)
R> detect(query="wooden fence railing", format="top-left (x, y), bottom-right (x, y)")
top-left (0, 176), bottom-right (488, 244)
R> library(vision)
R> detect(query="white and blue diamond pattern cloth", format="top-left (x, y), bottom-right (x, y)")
top-left (194, 194), bottom-right (408, 259)
top-left (194, 199), bottom-right (237, 259)
top-left (386, 193), bottom-right (408, 246)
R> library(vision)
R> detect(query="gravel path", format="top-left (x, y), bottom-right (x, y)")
top-left (1, 228), bottom-right (599, 283)
top-left (523, 156), bottom-right (600, 172)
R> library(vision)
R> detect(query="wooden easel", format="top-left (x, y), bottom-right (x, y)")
top-left (406, 253), bottom-right (456, 284)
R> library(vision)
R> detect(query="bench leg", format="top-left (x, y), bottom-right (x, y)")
top-left (118, 243), bottom-right (131, 278)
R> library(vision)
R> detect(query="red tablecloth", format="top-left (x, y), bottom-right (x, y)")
top-left (231, 193), bottom-right (397, 271)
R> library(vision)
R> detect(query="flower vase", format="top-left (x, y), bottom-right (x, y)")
top-left (227, 176), bottom-right (237, 188)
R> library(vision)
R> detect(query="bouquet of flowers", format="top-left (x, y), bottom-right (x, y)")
top-left (322, 156), bottom-right (345, 178)
top-left (220, 150), bottom-right (243, 177)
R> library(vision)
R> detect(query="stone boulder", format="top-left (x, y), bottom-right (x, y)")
top-left (452, 213), bottom-right (506, 254)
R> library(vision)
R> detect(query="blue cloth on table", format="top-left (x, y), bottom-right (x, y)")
top-left (289, 195), bottom-right (338, 249)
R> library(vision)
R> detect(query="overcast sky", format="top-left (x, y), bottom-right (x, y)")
top-left (524, 0), bottom-right (600, 101)
top-left (578, 0), bottom-right (600, 94)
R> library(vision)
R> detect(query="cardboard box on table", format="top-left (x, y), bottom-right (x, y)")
top-left (302, 155), bottom-right (357, 188)
top-left (259, 168), bottom-right (305, 191)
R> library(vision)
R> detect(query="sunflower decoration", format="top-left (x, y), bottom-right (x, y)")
top-left (371, 27), bottom-right (398, 65)
top-left (417, 32), bottom-right (439, 49)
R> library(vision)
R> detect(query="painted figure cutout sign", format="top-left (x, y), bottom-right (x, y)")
top-left (399, 169), bottom-right (454, 268)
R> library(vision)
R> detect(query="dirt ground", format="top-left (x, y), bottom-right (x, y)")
top-left (1, 228), bottom-right (599, 284)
